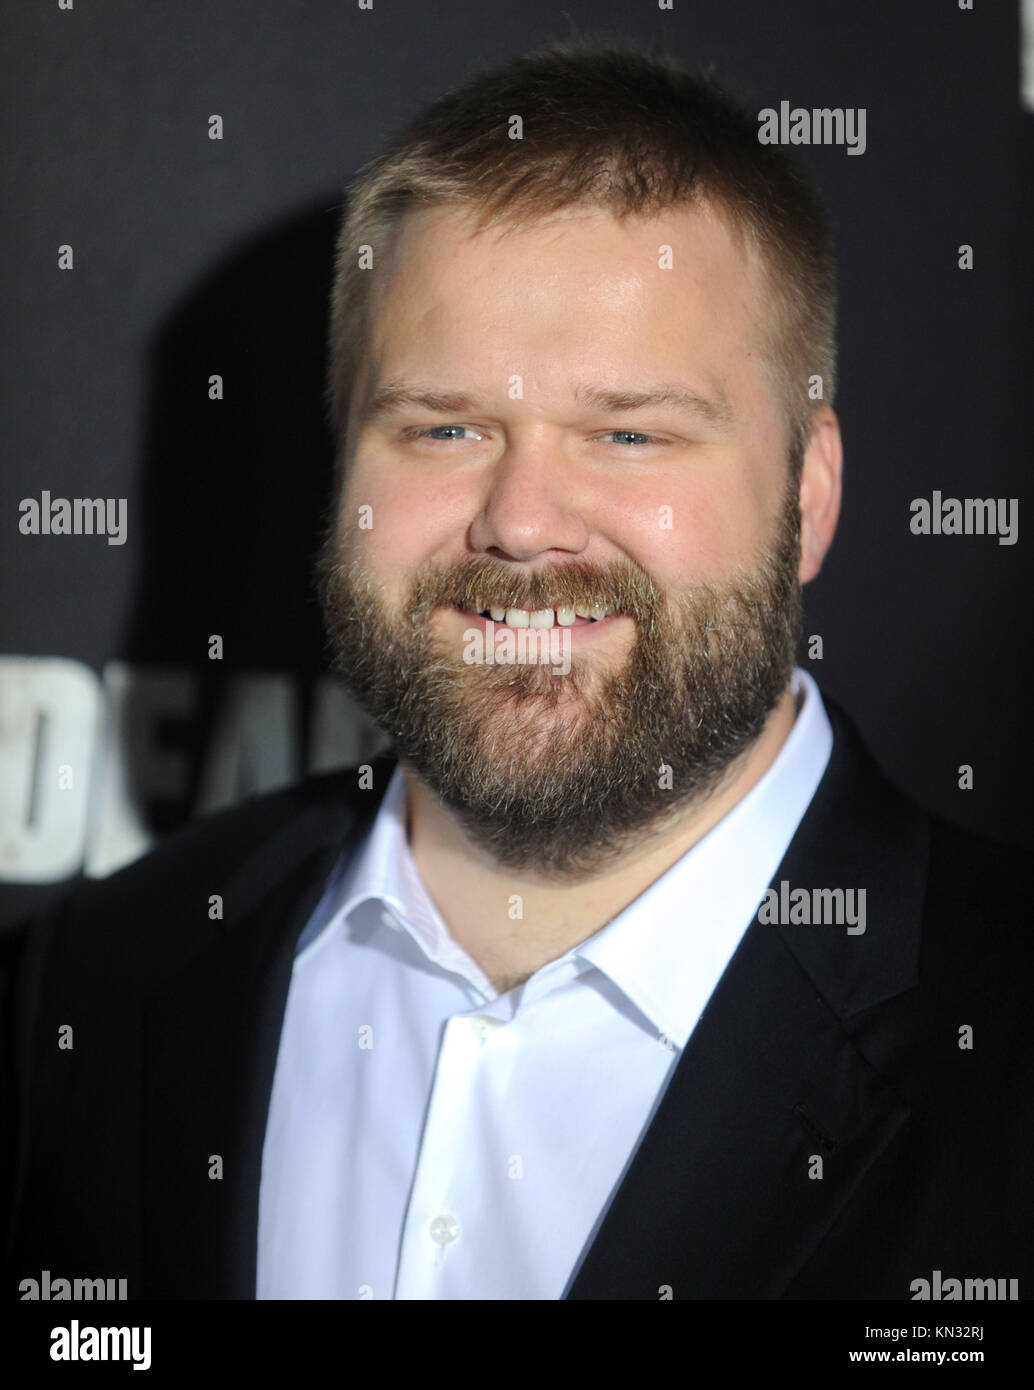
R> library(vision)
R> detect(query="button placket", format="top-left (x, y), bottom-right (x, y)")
top-left (394, 1013), bottom-right (497, 1296)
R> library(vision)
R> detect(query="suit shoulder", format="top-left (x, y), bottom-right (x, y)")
top-left (926, 815), bottom-right (1031, 912)
top-left (9, 760), bottom-right (392, 996)
top-left (80, 766), bottom-right (361, 903)
top-left (919, 815), bottom-right (1034, 990)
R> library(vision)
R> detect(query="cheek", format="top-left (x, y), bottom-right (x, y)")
top-left (339, 455), bottom-right (472, 583)
top-left (598, 468), bottom-right (766, 588)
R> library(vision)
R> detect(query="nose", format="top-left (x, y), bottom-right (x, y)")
top-left (467, 437), bottom-right (590, 562)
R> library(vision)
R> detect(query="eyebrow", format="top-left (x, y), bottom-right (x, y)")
top-left (574, 383), bottom-right (734, 429)
top-left (362, 380), bottom-right (735, 430)
top-left (363, 384), bottom-right (482, 422)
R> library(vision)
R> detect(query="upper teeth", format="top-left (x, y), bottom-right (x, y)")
top-left (480, 604), bottom-right (612, 627)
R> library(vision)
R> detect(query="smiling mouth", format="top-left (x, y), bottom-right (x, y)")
top-left (458, 603), bottom-right (620, 629)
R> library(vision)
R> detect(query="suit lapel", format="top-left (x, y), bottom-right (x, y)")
top-left (566, 701), bottom-right (930, 1298)
top-left (138, 766), bottom-right (393, 1297)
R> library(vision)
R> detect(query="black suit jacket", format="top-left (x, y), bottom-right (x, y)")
top-left (3, 695), bottom-right (1033, 1299)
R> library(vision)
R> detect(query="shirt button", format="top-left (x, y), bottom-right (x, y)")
top-left (379, 908), bottom-right (403, 932)
top-left (429, 1214), bottom-right (460, 1245)
top-left (470, 1015), bottom-right (501, 1043)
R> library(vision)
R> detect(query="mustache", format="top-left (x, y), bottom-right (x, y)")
top-left (405, 556), bottom-right (663, 621)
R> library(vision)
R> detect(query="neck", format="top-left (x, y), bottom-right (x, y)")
top-left (406, 683), bottom-right (799, 994)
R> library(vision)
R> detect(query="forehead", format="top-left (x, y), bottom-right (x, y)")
top-left (360, 200), bottom-right (776, 421)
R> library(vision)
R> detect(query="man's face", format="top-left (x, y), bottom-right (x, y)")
top-left (319, 202), bottom-right (805, 877)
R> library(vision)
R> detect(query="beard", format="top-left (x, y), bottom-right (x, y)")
top-left (316, 476), bottom-right (803, 881)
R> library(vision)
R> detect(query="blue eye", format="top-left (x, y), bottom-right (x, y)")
top-left (605, 430), bottom-right (658, 446)
top-left (409, 425), bottom-right (486, 442)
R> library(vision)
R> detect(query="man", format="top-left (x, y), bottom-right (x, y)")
top-left (4, 38), bottom-right (1032, 1301)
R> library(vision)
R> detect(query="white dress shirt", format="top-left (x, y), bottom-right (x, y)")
top-left (256, 667), bottom-right (833, 1300)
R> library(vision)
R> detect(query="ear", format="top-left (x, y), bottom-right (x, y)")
top-left (797, 406), bottom-right (843, 584)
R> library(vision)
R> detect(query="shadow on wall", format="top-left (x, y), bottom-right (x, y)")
top-left (110, 193), bottom-right (388, 859)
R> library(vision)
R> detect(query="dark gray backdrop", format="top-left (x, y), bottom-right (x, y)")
top-left (2, 0), bottom-right (1032, 927)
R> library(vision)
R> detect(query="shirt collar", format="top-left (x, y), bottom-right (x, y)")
top-left (297, 668), bottom-right (833, 1035)
top-left (575, 666), bottom-right (832, 1048)
top-left (296, 755), bottom-right (497, 992)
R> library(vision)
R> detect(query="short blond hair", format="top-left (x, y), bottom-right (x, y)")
top-left (327, 37), bottom-right (836, 470)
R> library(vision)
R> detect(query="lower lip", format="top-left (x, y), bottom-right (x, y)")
top-left (446, 607), bottom-right (629, 640)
